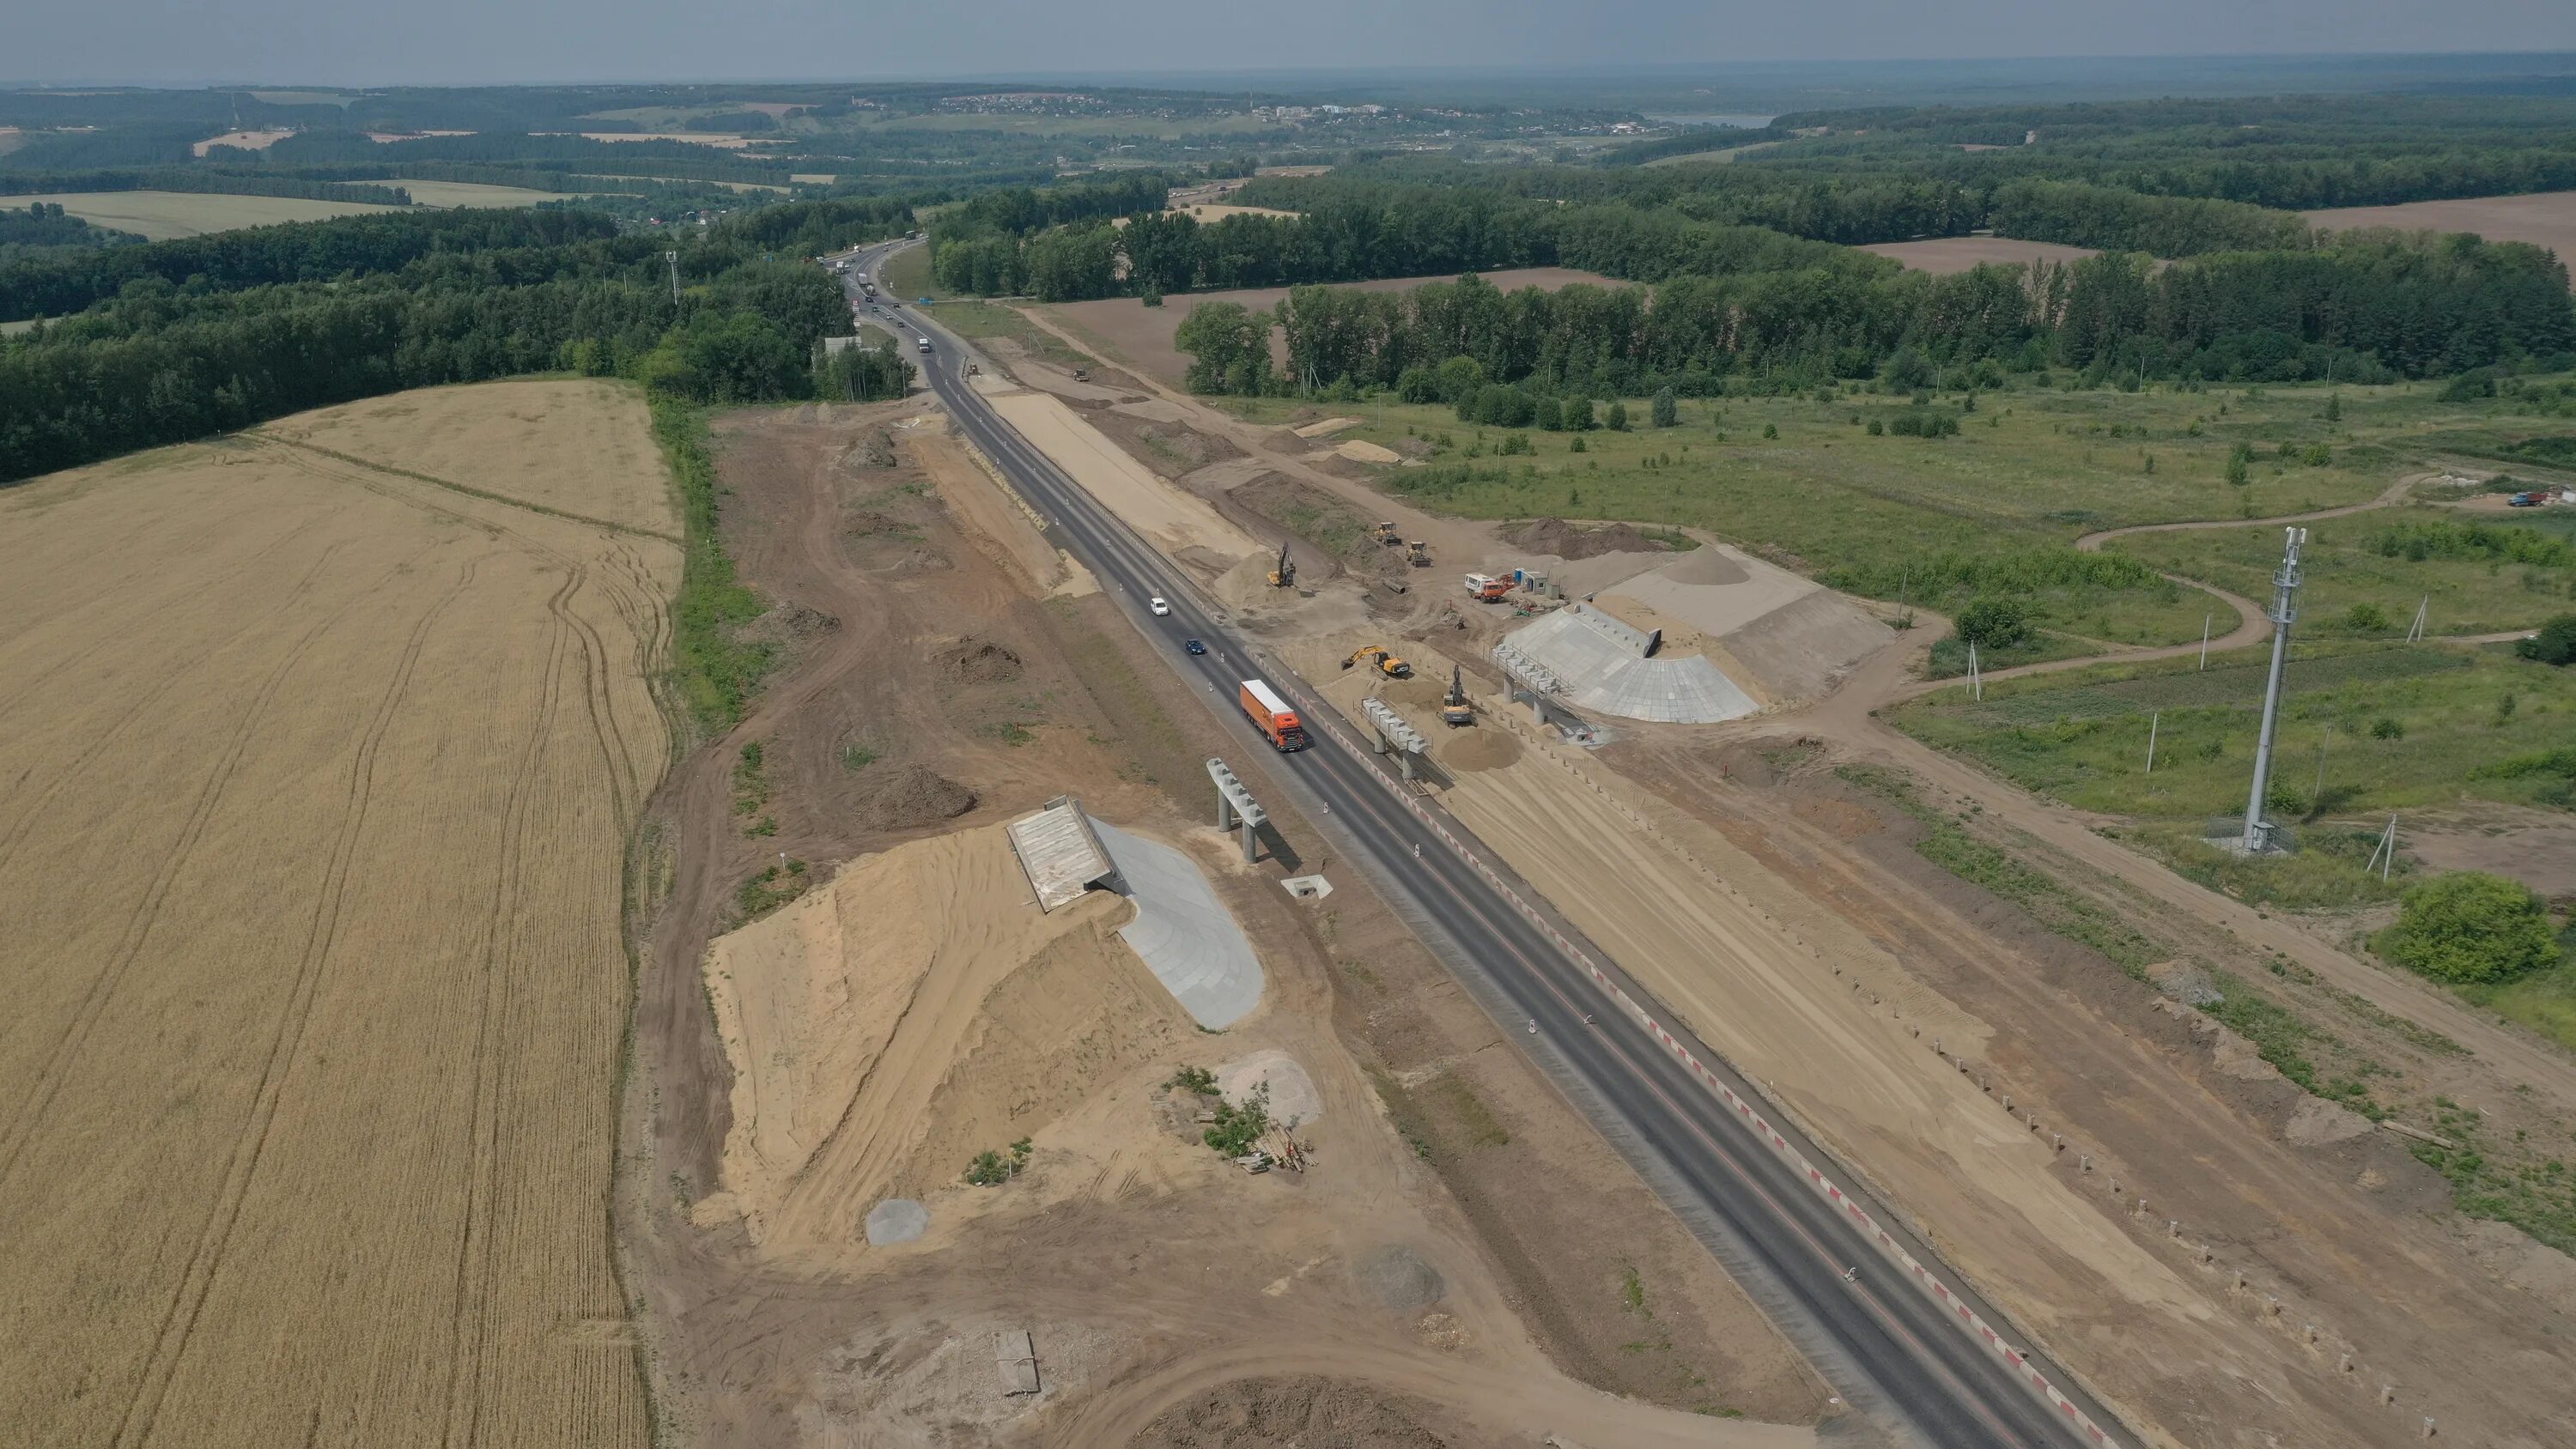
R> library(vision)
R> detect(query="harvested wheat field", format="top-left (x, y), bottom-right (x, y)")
top-left (2308, 191), bottom-right (2576, 281)
top-left (0, 379), bottom-right (678, 1449)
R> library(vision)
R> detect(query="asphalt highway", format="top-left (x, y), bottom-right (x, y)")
top-left (840, 244), bottom-right (2122, 1449)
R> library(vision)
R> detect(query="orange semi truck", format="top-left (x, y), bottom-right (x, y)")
top-left (1237, 678), bottom-right (1309, 751)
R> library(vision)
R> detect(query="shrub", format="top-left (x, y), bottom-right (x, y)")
top-left (2371, 717), bottom-right (2405, 740)
top-left (1141, 291), bottom-right (1163, 307)
top-left (1168, 1064), bottom-right (1218, 1094)
top-left (1564, 396), bottom-right (1595, 432)
top-left (1650, 385), bottom-right (1678, 427)
top-left (2345, 602), bottom-right (2390, 631)
top-left (2377, 872), bottom-right (2563, 985)
top-left (1203, 1082), bottom-right (1272, 1156)
top-left (1867, 417), bottom-right (1884, 436)
top-left (1953, 596), bottom-right (2032, 650)
top-left (1605, 401), bottom-right (1629, 432)
top-left (2518, 614), bottom-right (2576, 666)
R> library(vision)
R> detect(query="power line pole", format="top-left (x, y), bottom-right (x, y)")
top-left (2145, 711), bottom-right (2160, 776)
top-left (2200, 611), bottom-right (2211, 670)
top-left (2240, 526), bottom-right (2306, 854)
top-left (665, 250), bottom-right (681, 306)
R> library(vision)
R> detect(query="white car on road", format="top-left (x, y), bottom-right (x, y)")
top-left (1149, 597), bottom-right (1170, 616)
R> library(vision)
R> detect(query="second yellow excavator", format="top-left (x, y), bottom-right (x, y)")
top-left (1340, 645), bottom-right (1412, 679)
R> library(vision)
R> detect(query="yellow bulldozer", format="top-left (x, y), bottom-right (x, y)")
top-left (1375, 521), bottom-right (1402, 545)
top-left (1341, 645), bottom-right (1412, 679)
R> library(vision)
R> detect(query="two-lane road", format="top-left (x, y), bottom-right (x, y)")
top-left (836, 243), bottom-right (2124, 1449)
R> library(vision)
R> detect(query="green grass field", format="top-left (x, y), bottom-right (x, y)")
top-left (2113, 506), bottom-right (2576, 639)
top-left (1210, 375), bottom-right (2576, 645)
top-left (1889, 640), bottom-right (2576, 902)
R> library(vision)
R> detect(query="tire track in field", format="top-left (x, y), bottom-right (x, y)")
top-left (0, 540), bottom-right (435, 1190)
top-left (258, 437), bottom-right (670, 827)
top-left (0, 538), bottom-right (351, 881)
top-left (112, 556), bottom-right (483, 1449)
top-left (0, 511), bottom-right (337, 733)
top-left (439, 561), bottom-right (586, 1449)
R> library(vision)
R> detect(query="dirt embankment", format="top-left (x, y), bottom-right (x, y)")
top-left (1610, 731), bottom-right (2576, 1448)
top-left (619, 401), bottom-right (1831, 1447)
top-left (1501, 517), bottom-right (1686, 561)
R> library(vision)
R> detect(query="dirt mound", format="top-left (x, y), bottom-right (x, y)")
top-left (1133, 1376), bottom-right (1459, 1448)
top-left (1503, 517), bottom-right (1683, 561)
top-left (1355, 1245), bottom-right (1447, 1312)
top-left (936, 638), bottom-right (1024, 684)
top-left (701, 822), bottom-right (1189, 1246)
top-left (854, 765), bottom-right (977, 831)
top-left (1437, 727), bottom-right (1522, 773)
top-left (846, 508), bottom-right (907, 537)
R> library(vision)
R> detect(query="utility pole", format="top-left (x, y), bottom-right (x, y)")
top-left (1968, 640), bottom-right (1982, 701)
top-left (665, 250), bottom-right (681, 306)
top-left (2407, 595), bottom-right (2428, 643)
top-left (2145, 712), bottom-right (2160, 775)
top-left (2200, 611), bottom-right (2212, 670)
top-left (2241, 527), bottom-right (2306, 853)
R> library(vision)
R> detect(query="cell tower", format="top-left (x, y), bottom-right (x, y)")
top-left (2239, 526), bottom-right (2306, 853)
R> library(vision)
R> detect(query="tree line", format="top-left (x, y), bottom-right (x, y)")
top-left (1, 205), bottom-right (917, 482)
top-left (0, 206), bottom-right (613, 321)
top-left (0, 166), bottom-right (413, 208)
top-left (1170, 233), bottom-right (2573, 403)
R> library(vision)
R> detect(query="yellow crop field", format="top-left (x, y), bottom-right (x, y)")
top-left (9, 190), bottom-right (404, 239)
top-left (0, 379), bottom-right (678, 1449)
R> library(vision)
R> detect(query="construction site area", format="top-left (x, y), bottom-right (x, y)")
top-left (762, 311), bottom-right (2576, 1449)
top-left (619, 396), bottom-right (1835, 1448)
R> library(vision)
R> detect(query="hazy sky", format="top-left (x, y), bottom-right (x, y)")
top-left (19, 0), bottom-right (2576, 88)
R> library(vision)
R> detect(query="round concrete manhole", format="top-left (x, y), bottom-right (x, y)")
top-left (865, 1197), bottom-right (929, 1246)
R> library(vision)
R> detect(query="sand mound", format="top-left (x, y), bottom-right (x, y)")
top-left (938, 638), bottom-right (1024, 683)
top-left (1337, 440), bottom-right (1401, 464)
top-left (1503, 517), bottom-right (1685, 561)
top-left (1292, 415), bottom-right (1363, 438)
top-left (702, 822), bottom-right (1192, 1247)
top-left (854, 764), bottom-right (977, 831)
top-left (1656, 545), bottom-right (1747, 585)
top-left (1438, 727), bottom-right (1522, 773)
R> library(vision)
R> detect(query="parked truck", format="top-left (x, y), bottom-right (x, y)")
top-left (1238, 678), bottom-right (1309, 752)
top-left (1463, 573), bottom-right (1512, 602)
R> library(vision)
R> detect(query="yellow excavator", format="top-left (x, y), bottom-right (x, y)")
top-left (1341, 645), bottom-right (1412, 679)
top-left (1440, 664), bottom-right (1475, 725)
top-left (1267, 540), bottom-right (1296, 589)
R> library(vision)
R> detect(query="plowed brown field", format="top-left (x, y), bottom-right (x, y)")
top-left (0, 380), bottom-right (678, 1449)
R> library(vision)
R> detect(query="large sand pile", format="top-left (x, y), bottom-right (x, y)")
top-left (702, 822), bottom-right (1193, 1247)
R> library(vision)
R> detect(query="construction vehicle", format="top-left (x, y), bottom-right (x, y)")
top-left (1267, 541), bottom-right (1296, 589)
top-left (1341, 646), bottom-right (1411, 679)
top-left (1406, 540), bottom-right (1431, 567)
top-left (1440, 664), bottom-right (1475, 726)
top-left (1463, 573), bottom-right (1512, 602)
top-left (1375, 521), bottom-right (1402, 545)
top-left (1237, 678), bottom-right (1309, 752)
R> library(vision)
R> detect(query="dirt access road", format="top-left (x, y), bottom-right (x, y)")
top-left (617, 400), bottom-right (1828, 1446)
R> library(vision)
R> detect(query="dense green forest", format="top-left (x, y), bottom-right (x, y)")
top-left (0, 203), bottom-right (143, 260)
top-left (0, 200), bottom-right (915, 482)
top-left (1169, 234), bottom-right (2574, 401)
